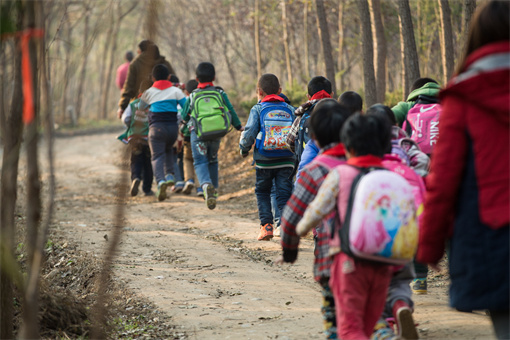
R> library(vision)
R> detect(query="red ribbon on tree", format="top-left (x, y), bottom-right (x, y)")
top-left (20, 28), bottom-right (44, 124)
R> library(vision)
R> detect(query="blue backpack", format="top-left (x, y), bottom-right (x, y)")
top-left (255, 101), bottom-right (294, 158)
top-left (295, 102), bottom-right (317, 161)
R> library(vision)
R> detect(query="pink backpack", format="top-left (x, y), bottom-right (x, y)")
top-left (334, 165), bottom-right (418, 265)
top-left (403, 95), bottom-right (441, 155)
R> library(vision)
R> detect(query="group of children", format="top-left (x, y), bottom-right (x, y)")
top-left (241, 73), bottom-right (436, 340)
top-left (120, 59), bottom-right (440, 340)
top-left (120, 61), bottom-right (243, 206)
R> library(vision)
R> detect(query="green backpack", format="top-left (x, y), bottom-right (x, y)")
top-left (190, 87), bottom-right (232, 140)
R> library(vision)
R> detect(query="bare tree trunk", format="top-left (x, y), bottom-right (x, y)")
top-left (438, 0), bottom-right (454, 84)
top-left (338, 0), bottom-right (345, 92)
top-left (357, 0), bottom-right (377, 107)
top-left (303, 0), bottom-right (309, 79)
top-left (97, 4), bottom-right (114, 120)
top-left (315, 0), bottom-right (336, 96)
top-left (462, 0), bottom-right (477, 40)
top-left (101, 1), bottom-right (137, 120)
top-left (19, 0), bottom-right (42, 337)
top-left (398, 14), bottom-right (408, 100)
top-left (369, 0), bottom-right (387, 103)
top-left (254, 0), bottom-right (262, 79)
top-left (59, 10), bottom-right (72, 125)
top-left (398, 0), bottom-right (420, 98)
top-left (282, 0), bottom-right (293, 85)
top-left (75, 3), bottom-right (90, 121)
top-left (0, 5), bottom-right (23, 340)
top-left (101, 8), bottom-right (120, 119)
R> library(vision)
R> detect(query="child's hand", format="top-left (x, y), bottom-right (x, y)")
top-left (240, 150), bottom-right (249, 158)
top-left (238, 125), bottom-right (245, 131)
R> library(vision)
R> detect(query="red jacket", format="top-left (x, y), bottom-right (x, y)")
top-left (417, 41), bottom-right (510, 264)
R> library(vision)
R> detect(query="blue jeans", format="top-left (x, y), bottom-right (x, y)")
top-left (190, 131), bottom-right (220, 188)
top-left (173, 147), bottom-right (184, 182)
top-left (255, 167), bottom-right (294, 226)
top-left (271, 180), bottom-right (281, 226)
top-left (148, 122), bottom-right (178, 183)
top-left (130, 141), bottom-right (153, 193)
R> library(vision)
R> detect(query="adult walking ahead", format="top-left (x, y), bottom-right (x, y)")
top-left (117, 40), bottom-right (175, 118)
top-left (417, 1), bottom-right (509, 339)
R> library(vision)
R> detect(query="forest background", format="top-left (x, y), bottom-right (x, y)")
top-left (0, 0), bottom-right (480, 338)
top-left (1, 0), bottom-right (476, 127)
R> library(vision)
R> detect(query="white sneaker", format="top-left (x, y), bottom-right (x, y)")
top-left (274, 226), bottom-right (281, 237)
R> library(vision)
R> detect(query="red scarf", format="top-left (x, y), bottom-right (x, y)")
top-left (322, 143), bottom-right (346, 157)
top-left (310, 90), bottom-right (331, 101)
top-left (347, 155), bottom-right (383, 167)
top-left (261, 94), bottom-right (285, 102)
top-left (197, 81), bottom-right (214, 89)
top-left (152, 80), bottom-right (172, 90)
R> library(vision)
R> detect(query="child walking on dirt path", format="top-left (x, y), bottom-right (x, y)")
top-left (180, 79), bottom-right (201, 196)
top-left (139, 64), bottom-right (187, 201)
top-left (118, 80), bottom-right (154, 197)
top-left (296, 113), bottom-right (416, 340)
top-left (278, 99), bottom-right (353, 339)
top-left (240, 74), bottom-right (296, 241)
top-left (180, 62), bottom-right (244, 210)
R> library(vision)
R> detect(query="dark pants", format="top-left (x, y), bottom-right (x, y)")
top-left (130, 141), bottom-right (153, 193)
top-left (255, 167), bottom-right (293, 226)
top-left (148, 122), bottom-right (178, 184)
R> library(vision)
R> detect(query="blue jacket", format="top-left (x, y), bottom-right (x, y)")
top-left (295, 139), bottom-right (320, 182)
top-left (240, 99), bottom-right (296, 169)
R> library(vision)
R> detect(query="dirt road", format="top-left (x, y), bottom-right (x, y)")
top-left (41, 131), bottom-right (495, 339)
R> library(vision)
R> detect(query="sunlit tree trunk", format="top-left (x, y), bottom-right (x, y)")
top-left (303, 0), bottom-right (310, 79)
top-left (398, 14), bottom-right (408, 100)
top-left (357, 0), bottom-right (377, 106)
top-left (315, 0), bottom-right (336, 96)
top-left (282, 0), bottom-right (293, 85)
top-left (369, 0), bottom-right (387, 103)
top-left (398, 0), bottom-right (420, 98)
top-left (338, 0), bottom-right (345, 92)
top-left (438, 0), bottom-right (454, 84)
top-left (75, 3), bottom-right (90, 121)
top-left (254, 0), bottom-right (262, 79)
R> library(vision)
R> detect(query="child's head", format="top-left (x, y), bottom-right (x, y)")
top-left (410, 77), bottom-right (438, 92)
top-left (152, 64), bottom-right (170, 81)
top-left (196, 62), bottom-right (215, 83)
top-left (125, 51), bottom-right (134, 62)
top-left (338, 91), bottom-right (363, 114)
top-left (309, 98), bottom-right (352, 148)
top-left (341, 112), bottom-right (392, 158)
top-left (307, 76), bottom-right (332, 97)
top-left (185, 79), bottom-right (199, 96)
top-left (366, 104), bottom-right (397, 126)
top-left (138, 40), bottom-right (154, 52)
top-left (169, 74), bottom-right (180, 83)
top-left (257, 74), bottom-right (281, 98)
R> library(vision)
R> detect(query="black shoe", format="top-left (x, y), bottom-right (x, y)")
top-left (130, 178), bottom-right (141, 196)
top-left (144, 190), bottom-right (154, 196)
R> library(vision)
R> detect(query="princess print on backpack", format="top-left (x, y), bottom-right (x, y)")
top-left (255, 101), bottom-right (294, 158)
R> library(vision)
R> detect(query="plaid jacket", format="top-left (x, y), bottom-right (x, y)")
top-left (280, 152), bottom-right (346, 281)
top-left (285, 100), bottom-right (317, 153)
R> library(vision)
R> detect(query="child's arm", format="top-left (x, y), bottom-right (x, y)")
top-left (239, 105), bottom-right (260, 155)
top-left (220, 91), bottom-right (243, 130)
top-left (285, 116), bottom-right (301, 153)
top-left (180, 96), bottom-right (192, 123)
top-left (296, 169), bottom-right (340, 236)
